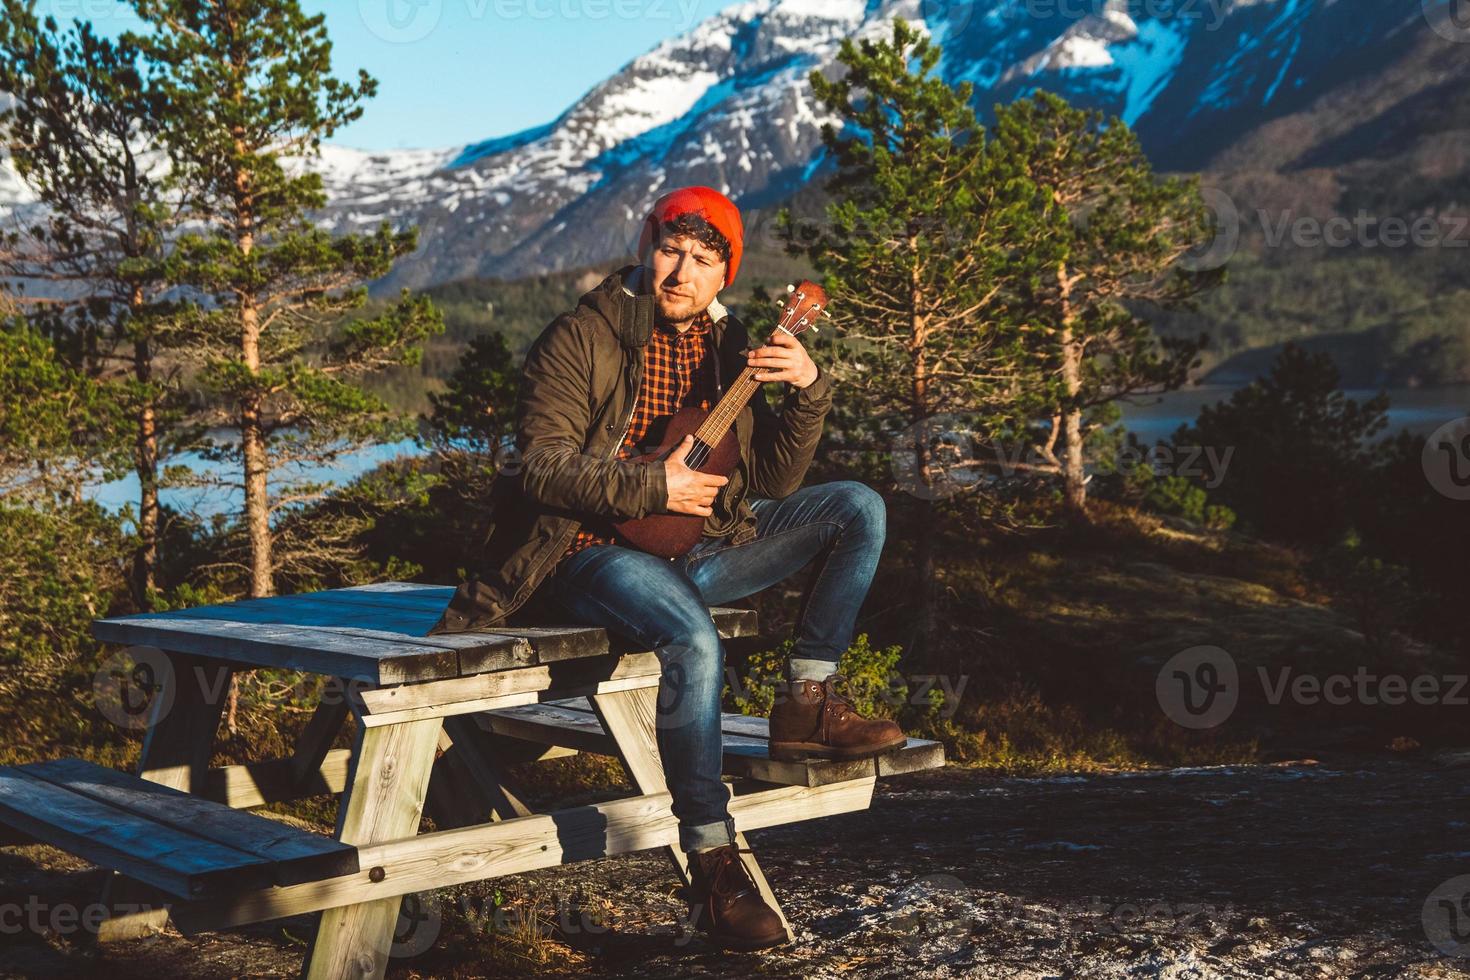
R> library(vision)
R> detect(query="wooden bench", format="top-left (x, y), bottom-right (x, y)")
top-left (481, 696), bottom-right (945, 788)
top-left (0, 582), bottom-right (944, 979)
top-left (0, 758), bottom-right (358, 899)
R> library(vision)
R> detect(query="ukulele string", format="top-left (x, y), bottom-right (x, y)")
top-left (680, 296), bottom-right (812, 475)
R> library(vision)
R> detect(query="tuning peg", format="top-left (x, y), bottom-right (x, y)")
top-left (786, 283), bottom-right (795, 293)
top-left (822, 310), bottom-right (832, 318)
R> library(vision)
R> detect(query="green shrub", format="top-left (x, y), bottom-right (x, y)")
top-left (728, 633), bottom-right (944, 728)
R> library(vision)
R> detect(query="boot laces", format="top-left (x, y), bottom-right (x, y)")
top-left (702, 845), bottom-right (759, 903)
top-left (822, 672), bottom-right (859, 719)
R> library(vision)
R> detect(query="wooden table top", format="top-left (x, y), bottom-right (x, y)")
top-left (92, 582), bottom-right (758, 686)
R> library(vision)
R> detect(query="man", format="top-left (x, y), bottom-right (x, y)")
top-left (428, 185), bottom-right (903, 950)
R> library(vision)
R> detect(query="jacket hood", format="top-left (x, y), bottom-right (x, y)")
top-left (579, 264), bottom-right (730, 349)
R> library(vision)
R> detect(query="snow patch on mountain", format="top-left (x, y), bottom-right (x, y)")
top-left (0, 0), bottom-right (1447, 289)
top-left (1113, 19), bottom-right (1191, 124)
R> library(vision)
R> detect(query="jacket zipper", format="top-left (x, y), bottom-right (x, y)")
top-left (608, 350), bottom-right (640, 460)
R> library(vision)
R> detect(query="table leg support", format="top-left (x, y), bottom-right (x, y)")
top-left (301, 716), bottom-right (441, 980)
top-left (589, 686), bottom-right (796, 944)
top-left (426, 715), bottom-right (533, 829)
top-left (97, 652), bottom-right (233, 943)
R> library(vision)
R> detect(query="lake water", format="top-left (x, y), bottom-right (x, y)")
top-left (87, 384), bottom-right (1470, 520)
top-left (1116, 384), bottom-right (1470, 445)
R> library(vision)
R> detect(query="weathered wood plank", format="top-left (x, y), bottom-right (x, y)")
top-left (303, 716), bottom-right (442, 980)
top-left (494, 698), bottom-right (947, 786)
top-left (133, 652), bottom-right (234, 792)
top-left (93, 585), bottom-right (754, 681)
top-left (159, 600), bottom-right (450, 645)
top-left (425, 717), bottom-right (533, 829)
top-left (176, 589), bottom-right (594, 666)
top-left (478, 702), bottom-right (617, 754)
top-left (201, 749), bottom-right (355, 809)
top-left (0, 767), bottom-right (274, 900)
top-left (876, 739), bottom-right (948, 777)
top-left (97, 651), bottom-right (235, 941)
top-left (296, 625), bottom-right (535, 676)
top-left (355, 651), bottom-right (662, 719)
top-left (19, 758), bottom-right (358, 886)
top-left (91, 617), bottom-right (455, 685)
top-left (279, 588), bottom-right (453, 611)
top-left (341, 583), bottom-right (451, 595)
top-left (288, 694), bottom-right (351, 796)
top-left (354, 673), bottom-right (662, 728)
top-left (171, 777), bottom-right (877, 934)
top-left (708, 606), bottom-right (760, 638)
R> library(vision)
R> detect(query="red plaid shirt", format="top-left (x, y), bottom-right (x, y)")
top-left (561, 308), bottom-right (719, 561)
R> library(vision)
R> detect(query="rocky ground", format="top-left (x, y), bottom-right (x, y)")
top-left (4, 757), bottom-right (1470, 978)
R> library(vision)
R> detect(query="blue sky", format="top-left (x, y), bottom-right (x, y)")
top-left (35, 0), bottom-right (738, 150)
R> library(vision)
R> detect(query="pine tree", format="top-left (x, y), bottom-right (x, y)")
top-left (125, 0), bottom-right (443, 597)
top-left (0, 2), bottom-right (187, 605)
top-left (991, 92), bottom-right (1215, 516)
top-left (0, 316), bottom-right (127, 504)
top-left (778, 18), bottom-right (1035, 658)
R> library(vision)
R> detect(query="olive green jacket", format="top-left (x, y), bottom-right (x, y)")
top-left (427, 264), bottom-right (833, 634)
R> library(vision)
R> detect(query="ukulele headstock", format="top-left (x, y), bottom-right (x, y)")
top-left (775, 280), bottom-right (830, 338)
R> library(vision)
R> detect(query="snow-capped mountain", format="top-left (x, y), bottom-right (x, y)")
top-left (3, 0), bottom-right (1462, 291)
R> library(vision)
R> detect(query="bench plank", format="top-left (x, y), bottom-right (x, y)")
top-left (91, 616), bottom-right (456, 685)
top-left (19, 759), bottom-right (359, 886)
top-left (479, 699), bottom-right (945, 788)
top-left (95, 587), bottom-right (756, 683)
top-left (173, 777), bottom-right (876, 935)
top-left (0, 766), bottom-right (275, 899)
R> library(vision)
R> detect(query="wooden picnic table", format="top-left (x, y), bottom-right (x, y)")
top-left (1, 582), bottom-right (943, 980)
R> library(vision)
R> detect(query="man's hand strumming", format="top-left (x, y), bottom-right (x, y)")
top-left (664, 434), bottom-right (728, 517)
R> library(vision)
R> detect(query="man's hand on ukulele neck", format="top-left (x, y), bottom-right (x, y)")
top-left (664, 434), bottom-right (729, 517)
top-left (746, 329), bottom-right (819, 389)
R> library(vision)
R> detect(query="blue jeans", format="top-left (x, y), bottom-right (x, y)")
top-left (549, 479), bottom-right (887, 851)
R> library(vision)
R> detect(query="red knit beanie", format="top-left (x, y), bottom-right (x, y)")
top-left (637, 185), bottom-right (744, 287)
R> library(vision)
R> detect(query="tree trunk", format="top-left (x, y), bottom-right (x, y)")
top-left (240, 307), bottom-right (271, 601)
top-left (130, 332), bottom-right (159, 609)
top-left (230, 89), bottom-right (263, 736)
top-left (1059, 323), bottom-right (1087, 516)
top-left (233, 142), bottom-right (271, 603)
top-left (1057, 261), bottom-right (1088, 518)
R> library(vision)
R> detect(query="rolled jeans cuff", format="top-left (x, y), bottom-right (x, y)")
top-left (788, 657), bottom-right (839, 683)
top-left (681, 815), bottom-right (737, 853)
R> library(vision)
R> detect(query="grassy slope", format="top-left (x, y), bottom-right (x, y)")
top-left (738, 485), bottom-right (1466, 777)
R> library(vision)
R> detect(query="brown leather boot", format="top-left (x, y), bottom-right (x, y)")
top-left (684, 843), bottom-right (788, 950)
top-left (768, 672), bottom-right (908, 762)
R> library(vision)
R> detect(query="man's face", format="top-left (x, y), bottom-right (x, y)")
top-left (647, 231), bottom-right (726, 327)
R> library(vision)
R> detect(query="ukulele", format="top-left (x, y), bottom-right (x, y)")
top-left (608, 280), bottom-right (829, 559)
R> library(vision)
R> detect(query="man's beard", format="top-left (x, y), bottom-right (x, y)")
top-left (654, 288), bottom-right (703, 326)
